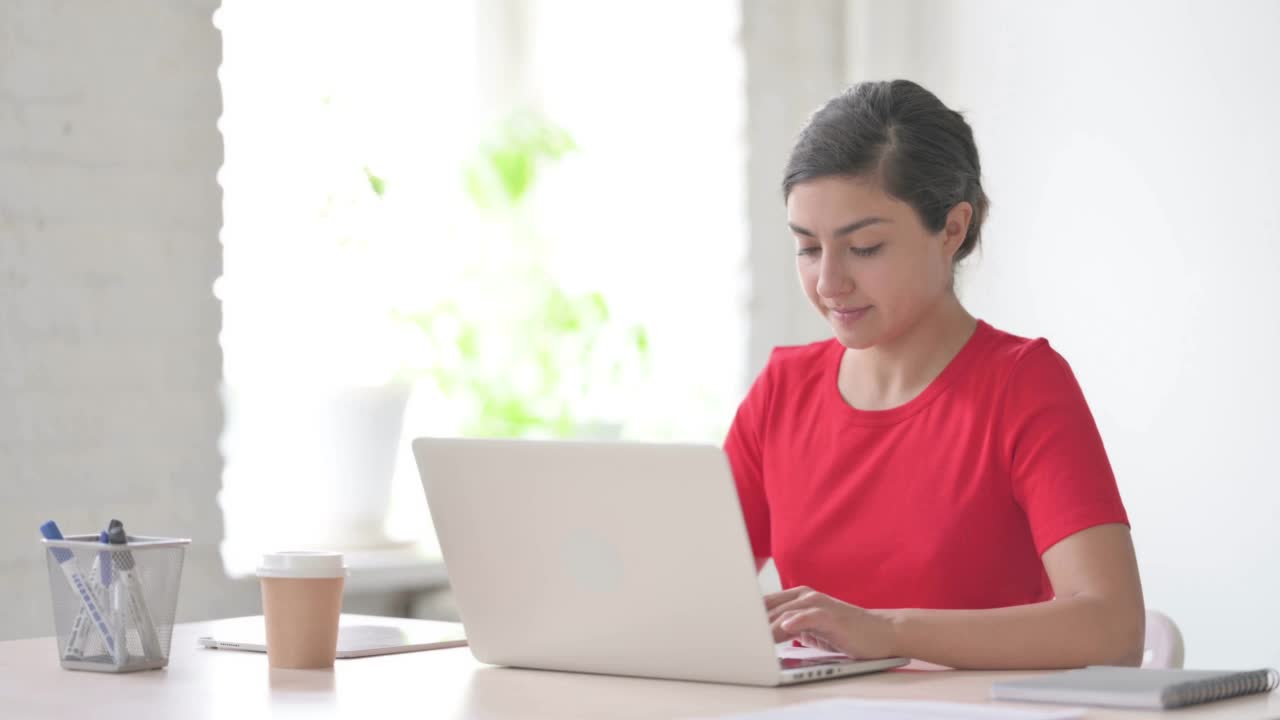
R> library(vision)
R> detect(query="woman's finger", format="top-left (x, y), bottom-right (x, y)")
top-left (770, 609), bottom-right (804, 643)
top-left (797, 631), bottom-right (841, 653)
top-left (779, 607), bottom-right (838, 644)
top-left (763, 585), bottom-right (811, 611)
top-left (765, 589), bottom-right (827, 623)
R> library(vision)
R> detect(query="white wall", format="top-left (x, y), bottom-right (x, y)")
top-left (0, 0), bottom-right (258, 640)
top-left (741, 0), bottom-right (853, 595)
top-left (844, 0), bottom-right (1280, 668)
top-left (742, 0), bottom-right (845, 380)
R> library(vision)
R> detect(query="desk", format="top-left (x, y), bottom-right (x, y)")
top-left (1, 617), bottom-right (1276, 720)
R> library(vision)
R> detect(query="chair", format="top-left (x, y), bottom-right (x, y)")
top-left (1142, 609), bottom-right (1185, 669)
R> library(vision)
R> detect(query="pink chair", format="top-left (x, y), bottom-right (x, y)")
top-left (1142, 610), bottom-right (1185, 669)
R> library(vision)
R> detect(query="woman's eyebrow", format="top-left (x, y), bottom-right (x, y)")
top-left (787, 217), bottom-right (891, 238)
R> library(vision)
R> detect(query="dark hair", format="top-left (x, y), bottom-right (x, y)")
top-left (782, 80), bottom-right (989, 264)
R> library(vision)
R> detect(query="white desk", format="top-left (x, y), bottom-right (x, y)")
top-left (2, 616), bottom-right (1276, 720)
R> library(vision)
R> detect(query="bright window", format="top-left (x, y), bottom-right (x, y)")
top-left (215, 1), bottom-right (747, 575)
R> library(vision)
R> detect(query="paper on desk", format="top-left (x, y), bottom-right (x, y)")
top-left (688, 698), bottom-right (1086, 720)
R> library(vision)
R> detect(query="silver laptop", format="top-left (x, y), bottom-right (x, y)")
top-left (412, 437), bottom-right (909, 686)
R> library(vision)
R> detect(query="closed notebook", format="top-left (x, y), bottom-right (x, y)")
top-left (991, 666), bottom-right (1279, 710)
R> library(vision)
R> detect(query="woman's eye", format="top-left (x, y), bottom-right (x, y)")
top-left (851, 243), bottom-right (883, 257)
top-left (796, 247), bottom-right (820, 257)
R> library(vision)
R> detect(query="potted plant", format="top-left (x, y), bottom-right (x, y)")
top-left (220, 110), bottom-right (651, 574)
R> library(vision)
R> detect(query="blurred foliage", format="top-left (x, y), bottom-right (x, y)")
top-left (463, 113), bottom-right (576, 211)
top-left (395, 111), bottom-right (648, 438)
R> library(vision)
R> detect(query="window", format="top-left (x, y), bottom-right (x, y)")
top-left (215, 1), bottom-right (747, 576)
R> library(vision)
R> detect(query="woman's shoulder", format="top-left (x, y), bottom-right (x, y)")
top-left (976, 321), bottom-right (1077, 389)
top-left (765, 338), bottom-right (841, 377)
top-left (735, 339), bottom-right (837, 419)
top-left (742, 338), bottom-right (841, 399)
top-left (978, 320), bottom-right (1055, 368)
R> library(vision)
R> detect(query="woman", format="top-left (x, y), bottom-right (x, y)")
top-left (725, 80), bottom-right (1145, 670)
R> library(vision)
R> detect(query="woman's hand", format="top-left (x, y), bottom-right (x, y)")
top-left (765, 586), bottom-right (901, 659)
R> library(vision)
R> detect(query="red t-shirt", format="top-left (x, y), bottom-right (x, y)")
top-left (724, 320), bottom-right (1128, 610)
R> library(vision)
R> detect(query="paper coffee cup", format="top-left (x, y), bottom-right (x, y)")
top-left (257, 551), bottom-right (347, 669)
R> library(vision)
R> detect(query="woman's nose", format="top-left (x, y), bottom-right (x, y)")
top-left (815, 252), bottom-right (853, 298)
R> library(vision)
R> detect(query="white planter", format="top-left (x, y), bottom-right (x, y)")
top-left (219, 382), bottom-right (411, 576)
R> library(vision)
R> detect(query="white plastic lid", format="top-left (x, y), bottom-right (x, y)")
top-left (256, 551), bottom-right (348, 579)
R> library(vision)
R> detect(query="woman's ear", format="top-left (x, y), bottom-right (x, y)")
top-left (941, 201), bottom-right (973, 259)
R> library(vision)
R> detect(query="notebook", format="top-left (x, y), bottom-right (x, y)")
top-left (990, 666), bottom-right (1280, 710)
top-left (688, 698), bottom-right (1085, 720)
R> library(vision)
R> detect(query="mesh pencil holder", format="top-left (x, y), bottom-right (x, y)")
top-left (42, 534), bottom-right (190, 672)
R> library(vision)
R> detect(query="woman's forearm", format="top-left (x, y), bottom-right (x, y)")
top-left (887, 594), bottom-right (1145, 670)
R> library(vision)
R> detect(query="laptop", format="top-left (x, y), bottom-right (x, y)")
top-left (411, 437), bottom-right (909, 686)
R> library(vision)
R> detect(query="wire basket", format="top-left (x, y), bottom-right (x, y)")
top-left (42, 534), bottom-right (190, 672)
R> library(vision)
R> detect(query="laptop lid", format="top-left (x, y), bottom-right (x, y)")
top-left (413, 437), bottom-right (785, 686)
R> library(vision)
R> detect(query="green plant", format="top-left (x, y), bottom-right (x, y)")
top-left (463, 112), bottom-right (576, 212)
top-left (393, 111), bottom-right (650, 438)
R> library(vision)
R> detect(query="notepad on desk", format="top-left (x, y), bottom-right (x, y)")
top-left (197, 614), bottom-right (467, 659)
top-left (689, 699), bottom-right (1086, 720)
top-left (990, 666), bottom-right (1280, 710)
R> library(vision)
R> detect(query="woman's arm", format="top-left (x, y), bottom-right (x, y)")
top-left (889, 523), bottom-right (1145, 668)
top-left (767, 523), bottom-right (1145, 670)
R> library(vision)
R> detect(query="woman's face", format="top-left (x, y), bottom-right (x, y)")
top-left (786, 175), bottom-right (969, 350)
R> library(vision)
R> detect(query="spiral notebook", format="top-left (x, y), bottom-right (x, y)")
top-left (991, 666), bottom-right (1279, 710)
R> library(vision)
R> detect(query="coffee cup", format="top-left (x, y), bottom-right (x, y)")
top-left (256, 551), bottom-right (347, 669)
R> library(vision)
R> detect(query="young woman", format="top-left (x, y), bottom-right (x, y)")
top-left (725, 80), bottom-right (1145, 670)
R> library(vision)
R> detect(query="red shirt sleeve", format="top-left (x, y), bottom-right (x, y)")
top-left (724, 356), bottom-right (775, 561)
top-left (1002, 341), bottom-right (1129, 555)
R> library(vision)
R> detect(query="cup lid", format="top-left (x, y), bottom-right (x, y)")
top-left (256, 551), bottom-right (348, 579)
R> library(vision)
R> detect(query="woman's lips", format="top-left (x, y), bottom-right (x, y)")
top-left (829, 306), bottom-right (872, 324)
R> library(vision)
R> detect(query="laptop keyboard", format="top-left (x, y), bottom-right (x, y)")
top-left (779, 655), bottom-right (847, 669)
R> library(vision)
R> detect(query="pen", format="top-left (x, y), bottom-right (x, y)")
top-left (63, 530), bottom-right (114, 661)
top-left (103, 527), bottom-right (129, 667)
top-left (107, 520), bottom-right (163, 662)
top-left (99, 530), bottom-right (111, 587)
top-left (39, 521), bottom-right (122, 664)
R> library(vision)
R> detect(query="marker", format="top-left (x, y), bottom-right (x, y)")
top-left (39, 521), bottom-right (121, 664)
top-left (101, 527), bottom-right (130, 667)
top-left (107, 520), bottom-right (163, 662)
top-left (61, 529), bottom-right (114, 660)
top-left (98, 531), bottom-right (111, 587)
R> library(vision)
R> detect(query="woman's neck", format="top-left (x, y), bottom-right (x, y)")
top-left (838, 294), bottom-right (977, 411)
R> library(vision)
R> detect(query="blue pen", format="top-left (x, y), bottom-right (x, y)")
top-left (40, 521), bottom-right (122, 664)
top-left (99, 530), bottom-right (112, 587)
